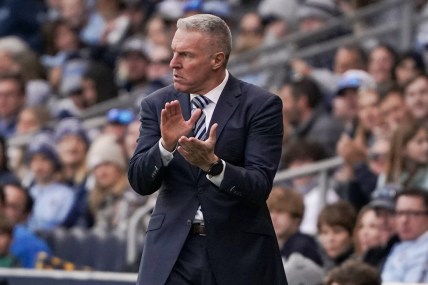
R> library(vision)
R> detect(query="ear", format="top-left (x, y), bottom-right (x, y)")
top-left (211, 52), bottom-right (226, 70)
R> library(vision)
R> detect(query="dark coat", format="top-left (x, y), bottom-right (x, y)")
top-left (128, 75), bottom-right (287, 285)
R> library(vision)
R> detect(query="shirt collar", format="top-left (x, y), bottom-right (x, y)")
top-left (190, 70), bottom-right (229, 104)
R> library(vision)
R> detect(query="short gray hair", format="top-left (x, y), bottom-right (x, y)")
top-left (177, 14), bottom-right (232, 62)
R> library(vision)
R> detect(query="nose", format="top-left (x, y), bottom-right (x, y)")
top-left (169, 53), bottom-right (180, 69)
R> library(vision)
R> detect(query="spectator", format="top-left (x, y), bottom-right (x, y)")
top-left (335, 135), bottom-right (390, 211)
top-left (363, 184), bottom-right (399, 271)
top-left (0, 73), bottom-right (26, 138)
top-left (379, 85), bottom-right (412, 135)
top-left (58, 0), bottom-right (88, 32)
top-left (367, 43), bottom-right (397, 94)
top-left (403, 74), bottom-right (428, 128)
top-left (353, 206), bottom-right (383, 258)
top-left (381, 188), bottom-right (428, 283)
top-left (0, 214), bottom-right (19, 268)
top-left (276, 82), bottom-right (295, 147)
top-left (325, 259), bottom-right (381, 285)
top-left (15, 106), bottom-right (51, 136)
top-left (287, 77), bottom-right (344, 157)
top-left (123, 118), bottom-right (140, 161)
top-left (291, 44), bottom-right (367, 99)
top-left (54, 117), bottom-right (92, 228)
top-left (394, 50), bottom-right (426, 88)
top-left (0, 182), bottom-right (52, 268)
top-left (282, 139), bottom-right (339, 235)
top-left (103, 108), bottom-right (135, 145)
top-left (332, 69), bottom-right (376, 136)
top-left (317, 200), bottom-right (357, 272)
top-left (25, 132), bottom-right (74, 232)
top-left (379, 119), bottom-right (428, 189)
top-left (86, 134), bottom-right (146, 237)
top-left (116, 36), bottom-right (150, 97)
top-left (233, 12), bottom-right (264, 54)
top-left (267, 186), bottom-right (323, 266)
top-left (81, 60), bottom-right (118, 106)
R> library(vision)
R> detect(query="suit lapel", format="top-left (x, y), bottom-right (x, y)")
top-left (196, 75), bottom-right (242, 180)
top-left (210, 75), bottom-right (242, 142)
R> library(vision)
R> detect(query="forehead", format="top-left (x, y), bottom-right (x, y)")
top-left (396, 196), bottom-right (425, 209)
top-left (171, 29), bottom-right (208, 51)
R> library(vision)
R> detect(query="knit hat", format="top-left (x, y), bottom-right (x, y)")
top-left (87, 134), bottom-right (127, 171)
top-left (54, 117), bottom-right (90, 146)
top-left (283, 253), bottom-right (324, 285)
top-left (297, 0), bottom-right (341, 22)
top-left (26, 131), bottom-right (62, 169)
top-left (119, 37), bottom-right (149, 59)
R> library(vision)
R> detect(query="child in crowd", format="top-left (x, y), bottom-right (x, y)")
top-left (26, 132), bottom-right (74, 232)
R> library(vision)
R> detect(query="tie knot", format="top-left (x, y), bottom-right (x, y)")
top-left (191, 96), bottom-right (210, 110)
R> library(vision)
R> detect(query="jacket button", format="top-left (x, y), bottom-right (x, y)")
top-left (186, 219), bottom-right (192, 226)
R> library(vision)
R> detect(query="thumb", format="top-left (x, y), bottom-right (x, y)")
top-left (207, 123), bottom-right (218, 142)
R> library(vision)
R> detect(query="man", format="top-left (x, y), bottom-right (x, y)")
top-left (0, 182), bottom-right (51, 268)
top-left (0, 73), bottom-right (26, 138)
top-left (381, 188), bottom-right (428, 283)
top-left (267, 186), bottom-right (322, 266)
top-left (286, 77), bottom-right (343, 157)
top-left (128, 14), bottom-right (286, 285)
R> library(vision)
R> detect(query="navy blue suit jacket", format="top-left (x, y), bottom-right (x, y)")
top-left (128, 75), bottom-right (287, 285)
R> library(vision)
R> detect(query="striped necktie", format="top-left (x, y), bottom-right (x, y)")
top-left (191, 96), bottom-right (211, 140)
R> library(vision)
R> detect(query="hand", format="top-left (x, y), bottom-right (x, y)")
top-left (177, 123), bottom-right (218, 171)
top-left (161, 100), bottom-right (200, 151)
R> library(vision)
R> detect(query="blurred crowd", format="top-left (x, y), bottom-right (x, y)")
top-left (0, 0), bottom-right (426, 284)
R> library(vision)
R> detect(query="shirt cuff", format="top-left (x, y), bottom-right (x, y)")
top-left (159, 140), bottom-right (175, 166)
top-left (206, 160), bottom-right (225, 186)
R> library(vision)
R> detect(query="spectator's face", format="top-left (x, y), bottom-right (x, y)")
top-left (319, 224), bottom-right (352, 259)
top-left (333, 90), bottom-right (358, 123)
top-left (270, 210), bottom-right (299, 241)
top-left (403, 127), bottom-right (428, 164)
top-left (235, 13), bottom-right (264, 52)
top-left (404, 77), bottom-right (428, 120)
top-left (55, 24), bottom-right (79, 52)
top-left (395, 196), bottom-right (428, 241)
top-left (367, 138), bottom-right (390, 175)
top-left (93, 162), bottom-right (123, 189)
top-left (4, 185), bottom-right (28, 225)
top-left (357, 89), bottom-right (382, 133)
top-left (334, 48), bottom-right (364, 75)
top-left (299, 18), bottom-right (326, 32)
top-left (60, 0), bottom-right (86, 28)
top-left (374, 208), bottom-right (396, 244)
top-left (356, 209), bottom-right (383, 253)
top-left (170, 29), bottom-right (221, 95)
top-left (30, 154), bottom-right (56, 184)
top-left (380, 92), bottom-right (409, 134)
top-left (395, 58), bottom-right (421, 86)
top-left (121, 52), bottom-right (149, 83)
top-left (0, 79), bottom-right (24, 119)
top-left (16, 108), bottom-right (41, 135)
top-left (368, 47), bottom-right (394, 83)
top-left (278, 85), bottom-right (299, 126)
top-left (57, 135), bottom-right (87, 167)
top-left (124, 120), bottom-right (140, 158)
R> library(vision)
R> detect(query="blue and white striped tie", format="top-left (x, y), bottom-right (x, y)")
top-left (191, 96), bottom-right (211, 140)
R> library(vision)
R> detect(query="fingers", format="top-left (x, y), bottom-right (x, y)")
top-left (163, 100), bottom-right (181, 118)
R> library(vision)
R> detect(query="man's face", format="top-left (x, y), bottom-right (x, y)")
top-left (270, 210), bottom-right (298, 240)
top-left (395, 196), bottom-right (428, 241)
top-left (0, 79), bottom-right (24, 119)
top-left (4, 185), bottom-right (28, 225)
top-left (334, 48), bottom-right (363, 75)
top-left (318, 224), bottom-right (352, 259)
top-left (121, 52), bottom-right (149, 83)
top-left (404, 77), bottom-right (428, 120)
top-left (170, 29), bottom-right (218, 95)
